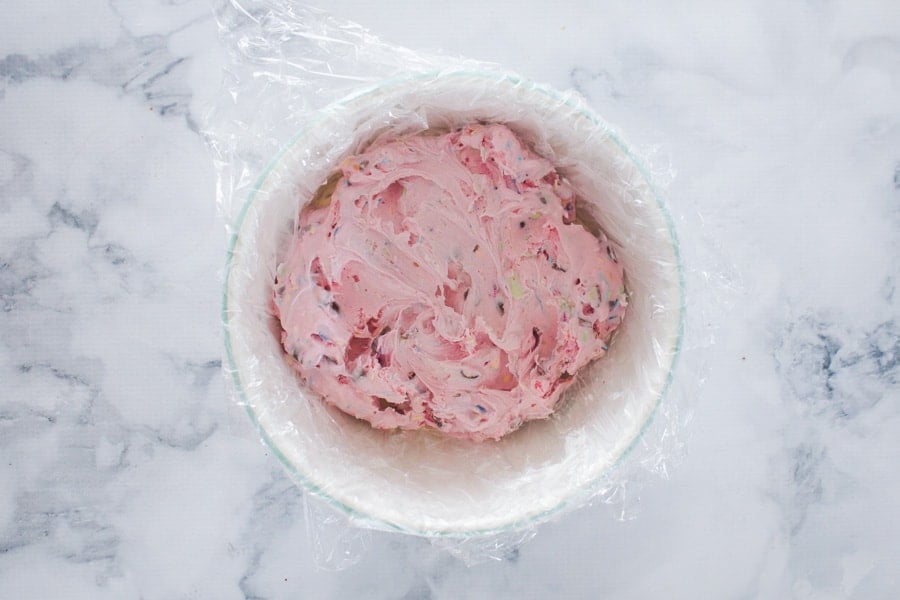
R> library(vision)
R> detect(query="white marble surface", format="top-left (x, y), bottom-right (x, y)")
top-left (2, 1), bottom-right (898, 597)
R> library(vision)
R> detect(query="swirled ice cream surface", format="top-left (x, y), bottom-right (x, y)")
top-left (273, 123), bottom-right (627, 441)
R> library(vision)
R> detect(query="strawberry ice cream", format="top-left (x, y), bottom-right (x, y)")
top-left (273, 123), bottom-right (627, 441)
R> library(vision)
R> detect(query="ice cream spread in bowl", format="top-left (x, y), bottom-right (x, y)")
top-left (273, 123), bottom-right (627, 442)
top-left (224, 71), bottom-right (683, 535)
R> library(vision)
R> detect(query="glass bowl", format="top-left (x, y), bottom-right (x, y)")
top-left (223, 70), bottom-right (684, 537)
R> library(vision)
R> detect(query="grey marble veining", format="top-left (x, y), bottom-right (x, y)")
top-left (1, 0), bottom-right (899, 598)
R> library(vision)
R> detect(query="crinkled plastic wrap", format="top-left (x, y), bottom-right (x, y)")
top-left (205, 0), bottom-right (719, 567)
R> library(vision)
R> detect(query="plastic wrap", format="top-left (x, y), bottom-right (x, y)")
top-left (205, 0), bottom-right (716, 566)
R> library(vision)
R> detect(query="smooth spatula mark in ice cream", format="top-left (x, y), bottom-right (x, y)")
top-left (273, 123), bottom-right (627, 441)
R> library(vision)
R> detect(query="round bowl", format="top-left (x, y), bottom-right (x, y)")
top-left (223, 70), bottom-right (684, 536)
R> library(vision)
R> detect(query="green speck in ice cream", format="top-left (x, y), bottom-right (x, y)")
top-left (508, 274), bottom-right (524, 299)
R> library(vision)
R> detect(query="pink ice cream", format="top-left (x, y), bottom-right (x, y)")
top-left (273, 123), bottom-right (627, 441)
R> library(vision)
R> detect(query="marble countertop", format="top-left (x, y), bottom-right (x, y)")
top-left (2, 1), bottom-right (898, 598)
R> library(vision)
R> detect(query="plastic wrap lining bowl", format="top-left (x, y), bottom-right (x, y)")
top-left (223, 70), bottom-right (684, 536)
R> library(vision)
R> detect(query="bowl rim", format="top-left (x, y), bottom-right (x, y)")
top-left (222, 68), bottom-right (687, 537)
